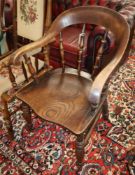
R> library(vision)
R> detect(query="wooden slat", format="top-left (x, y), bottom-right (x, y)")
top-left (92, 31), bottom-right (108, 78)
top-left (7, 64), bottom-right (18, 91)
top-left (23, 54), bottom-right (38, 82)
top-left (43, 45), bottom-right (50, 69)
top-left (22, 61), bottom-right (28, 82)
top-left (78, 24), bottom-right (86, 75)
top-left (35, 57), bottom-right (39, 73)
top-left (59, 32), bottom-right (65, 72)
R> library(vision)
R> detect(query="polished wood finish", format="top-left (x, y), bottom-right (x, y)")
top-left (43, 45), bottom-right (50, 68)
top-left (102, 97), bottom-right (109, 119)
top-left (23, 54), bottom-right (36, 81)
top-left (21, 102), bottom-right (32, 129)
top-left (1, 92), bottom-right (12, 134)
top-left (76, 134), bottom-right (85, 166)
top-left (22, 61), bottom-right (28, 82)
top-left (92, 31), bottom-right (108, 78)
top-left (78, 24), bottom-right (86, 75)
top-left (59, 32), bottom-right (65, 72)
top-left (7, 64), bottom-right (18, 90)
top-left (42, 0), bottom-right (52, 68)
top-left (17, 68), bottom-right (92, 134)
top-left (2, 6), bottom-right (130, 168)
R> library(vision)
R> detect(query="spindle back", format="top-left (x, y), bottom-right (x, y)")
top-left (10, 6), bottom-right (129, 82)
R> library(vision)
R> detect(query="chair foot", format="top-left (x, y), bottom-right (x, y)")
top-left (1, 93), bottom-right (14, 139)
top-left (21, 102), bottom-right (32, 130)
top-left (76, 134), bottom-right (85, 168)
top-left (3, 111), bottom-right (14, 139)
top-left (7, 130), bottom-right (14, 140)
top-left (102, 98), bottom-right (109, 119)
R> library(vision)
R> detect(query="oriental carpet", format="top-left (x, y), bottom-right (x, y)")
top-left (0, 40), bottom-right (134, 175)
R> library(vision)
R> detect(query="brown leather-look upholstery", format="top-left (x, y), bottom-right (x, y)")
top-left (50, 26), bottom-right (90, 68)
top-left (50, 0), bottom-right (135, 70)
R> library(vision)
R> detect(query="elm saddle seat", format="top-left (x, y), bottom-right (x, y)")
top-left (17, 68), bottom-right (93, 134)
top-left (2, 6), bottom-right (130, 169)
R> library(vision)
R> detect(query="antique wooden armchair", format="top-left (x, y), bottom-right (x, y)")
top-left (1, 6), bottom-right (130, 168)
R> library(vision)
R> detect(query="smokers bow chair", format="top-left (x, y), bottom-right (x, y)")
top-left (2, 6), bottom-right (130, 168)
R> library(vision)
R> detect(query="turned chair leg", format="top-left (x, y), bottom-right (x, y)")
top-left (102, 98), bottom-right (109, 119)
top-left (76, 134), bottom-right (85, 168)
top-left (21, 102), bottom-right (32, 130)
top-left (1, 93), bottom-right (13, 138)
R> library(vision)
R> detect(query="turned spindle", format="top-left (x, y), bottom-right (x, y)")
top-left (59, 32), bottom-right (65, 72)
top-left (78, 24), bottom-right (86, 75)
top-left (92, 31), bottom-right (108, 78)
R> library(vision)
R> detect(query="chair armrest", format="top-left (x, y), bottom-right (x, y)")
top-left (88, 45), bottom-right (129, 104)
top-left (9, 34), bottom-right (55, 65)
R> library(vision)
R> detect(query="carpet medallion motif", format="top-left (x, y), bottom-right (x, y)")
top-left (0, 56), bottom-right (134, 174)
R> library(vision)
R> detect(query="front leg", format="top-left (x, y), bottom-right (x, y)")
top-left (76, 134), bottom-right (85, 169)
top-left (1, 92), bottom-right (13, 138)
top-left (21, 102), bottom-right (32, 130)
top-left (102, 98), bottom-right (109, 120)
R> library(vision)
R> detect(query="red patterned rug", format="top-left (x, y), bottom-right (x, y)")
top-left (0, 47), bottom-right (135, 174)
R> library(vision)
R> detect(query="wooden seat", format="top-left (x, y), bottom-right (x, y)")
top-left (17, 68), bottom-right (92, 134)
top-left (1, 6), bottom-right (130, 169)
